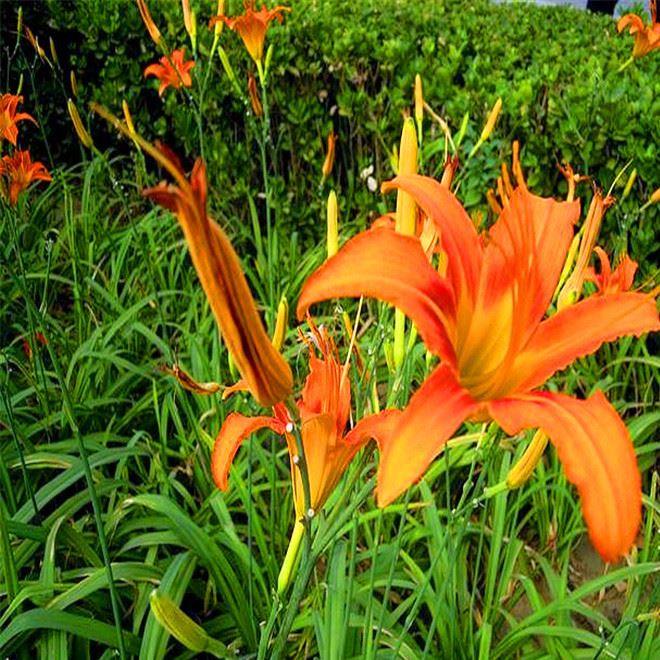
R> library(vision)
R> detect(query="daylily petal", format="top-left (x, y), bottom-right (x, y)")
top-left (455, 189), bottom-right (580, 399)
top-left (617, 14), bottom-right (645, 35)
top-left (343, 409), bottom-right (402, 448)
top-left (298, 323), bottom-right (351, 434)
top-left (375, 364), bottom-right (479, 506)
top-left (382, 174), bottom-right (483, 305)
top-left (489, 391), bottom-right (641, 562)
top-left (297, 227), bottom-right (457, 365)
top-left (285, 413), bottom-right (344, 515)
top-left (482, 188), bottom-right (580, 333)
top-left (211, 412), bottom-right (285, 490)
top-left (512, 292), bottom-right (660, 392)
top-left (145, 159), bottom-right (293, 407)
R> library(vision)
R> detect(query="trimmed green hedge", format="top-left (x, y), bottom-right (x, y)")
top-left (9, 0), bottom-right (660, 264)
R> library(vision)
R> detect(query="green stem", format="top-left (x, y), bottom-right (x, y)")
top-left (256, 59), bottom-right (276, 326)
top-left (617, 55), bottom-right (635, 74)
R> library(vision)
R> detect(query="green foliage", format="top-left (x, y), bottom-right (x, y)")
top-left (7, 0), bottom-right (658, 265)
top-left (1, 1), bottom-right (659, 658)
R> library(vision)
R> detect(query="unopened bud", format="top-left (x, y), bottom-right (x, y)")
top-left (321, 131), bottom-right (336, 181)
top-left (49, 37), bottom-right (59, 66)
top-left (247, 72), bottom-right (263, 117)
top-left (327, 190), bottom-right (338, 258)
top-left (506, 431), bottom-right (548, 489)
top-left (67, 99), bottom-right (93, 148)
top-left (214, 0), bottom-right (225, 37)
top-left (395, 117), bottom-right (418, 236)
top-left (621, 168), bottom-right (637, 200)
top-left (122, 100), bottom-right (137, 137)
top-left (217, 46), bottom-right (235, 83)
top-left (414, 74), bottom-right (423, 138)
top-left (271, 296), bottom-right (288, 352)
top-left (136, 0), bottom-right (162, 45)
top-left (479, 97), bottom-right (502, 143)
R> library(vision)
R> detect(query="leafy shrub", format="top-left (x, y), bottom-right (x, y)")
top-left (6, 0), bottom-right (659, 266)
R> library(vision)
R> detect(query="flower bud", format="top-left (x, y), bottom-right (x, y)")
top-left (327, 190), bottom-right (338, 258)
top-left (67, 99), bottom-right (93, 148)
top-left (321, 131), bottom-right (336, 181)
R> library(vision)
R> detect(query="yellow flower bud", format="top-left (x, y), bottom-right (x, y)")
top-left (393, 117), bottom-right (418, 370)
top-left (395, 117), bottom-right (418, 236)
top-left (414, 73), bottom-right (423, 138)
top-left (506, 430), bottom-right (548, 489)
top-left (621, 168), bottom-right (637, 200)
top-left (49, 37), bottom-right (59, 66)
top-left (122, 100), bottom-right (136, 137)
top-left (217, 46), bottom-right (236, 84)
top-left (479, 97), bottom-right (502, 143)
top-left (214, 0), bottom-right (225, 38)
top-left (67, 99), bottom-right (93, 148)
top-left (70, 71), bottom-right (78, 97)
top-left (149, 591), bottom-right (226, 655)
top-left (327, 190), bottom-right (338, 259)
top-left (271, 296), bottom-right (288, 352)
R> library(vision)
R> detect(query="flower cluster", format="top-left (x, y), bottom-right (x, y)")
top-left (0, 94), bottom-right (51, 206)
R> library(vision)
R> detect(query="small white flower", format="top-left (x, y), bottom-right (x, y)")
top-left (360, 164), bottom-right (374, 180)
top-left (367, 176), bottom-right (378, 192)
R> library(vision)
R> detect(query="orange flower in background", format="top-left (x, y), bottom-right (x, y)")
top-left (210, 1), bottom-right (290, 64)
top-left (0, 94), bottom-right (37, 146)
top-left (617, 0), bottom-right (660, 58)
top-left (0, 150), bottom-right (51, 205)
top-left (141, 142), bottom-right (292, 407)
top-left (298, 173), bottom-right (660, 562)
top-left (212, 322), bottom-right (398, 517)
top-left (144, 49), bottom-right (195, 96)
top-left (585, 247), bottom-right (639, 296)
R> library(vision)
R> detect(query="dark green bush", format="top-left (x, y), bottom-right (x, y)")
top-left (4, 0), bottom-right (659, 266)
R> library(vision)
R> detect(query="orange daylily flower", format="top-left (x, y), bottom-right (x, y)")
top-left (585, 247), bottom-right (639, 296)
top-left (144, 49), bottom-right (195, 97)
top-left (298, 174), bottom-right (660, 562)
top-left (617, 0), bottom-right (660, 58)
top-left (212, 323), bottom-right (398, 518)
top-left (0, 150), bottom-right (51, 205)
top-left (210, 1), bottom-right (290, 64)
top-left (0, 94), bottom-right (37, 146)
top-left (142, 142), bottom-right (292, 407)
